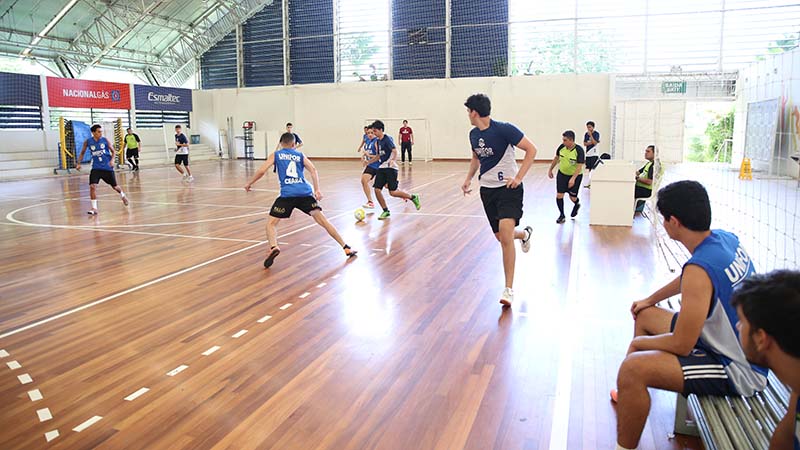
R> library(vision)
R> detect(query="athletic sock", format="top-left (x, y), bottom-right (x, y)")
top-left (556, 198), bottom-right (565, 216)
top-left (615, 444), bottom-right (635, 450)
top-left (91, 199), bottom-right (98, 209)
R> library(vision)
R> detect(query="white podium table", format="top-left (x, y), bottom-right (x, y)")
top-left (589, 160), bottom-right (636, 227)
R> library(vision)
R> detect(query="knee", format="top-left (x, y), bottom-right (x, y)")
top-left (556, 194), bottom-right (564, 199)
top-left (617, 355), bottom-right (646, 390)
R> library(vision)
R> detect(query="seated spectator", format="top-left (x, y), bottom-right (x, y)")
top-left (612, 180), bottom-right (767, 450)
top-left (634, 145), bottom-right (656, 212)
top-left (732, 270), bottom-right (800, 450)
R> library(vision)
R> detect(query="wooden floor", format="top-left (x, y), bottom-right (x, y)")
top-left (0, 160), bottom-right (702, 449)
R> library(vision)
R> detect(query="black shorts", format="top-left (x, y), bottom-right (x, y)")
top-left (373, 168), bottom-right (399, 191)
top-left (174, 154), bottom-right (189, 166)
top-left (556, 172), bottom-right (582, 196)
top-left (89, 169), bottom-right (117, 187)
top-left (670, 313), bottom-right (739, 396)
top-left (269, 196), bottom-right (321, 218)
top-left (362, 166), bottom-right (378, 178)
top-left (586, 155), bottom-right (599, 170)
top-left (126, 149), bottom-right (139, 159)
top-left (480, 185), bottom-right (524, 233)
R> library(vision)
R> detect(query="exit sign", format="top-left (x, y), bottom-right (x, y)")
top-left (662, 81), bottom-right (687, 94)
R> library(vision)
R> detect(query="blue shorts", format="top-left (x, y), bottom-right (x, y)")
top-left (670, 313), bottom-right (738, 396)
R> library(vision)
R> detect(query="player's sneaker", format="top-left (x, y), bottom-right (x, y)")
top-left (87, 209), bottom-right (98, 215)
top-left (571, 202), bottom-right (581, 218)
top-left (263, 247), bottom-right (280, 268)
top-left (556, 215), bottom-right (566, 224)
top-left (344, 245), bottom-right (358, 258)
top-left (499, 287), bottom-right (514, 306)
top-left (122, 196), bottom-right (129, 207)
top-left (521, 226), bottom-right (533, 253)
top-left (378, 210), bottom-right (390, 220)
top-left (363, 201), bottom-right (375, 209)
top-left (411, 194), bottom-right (421, 210)
top-left (187, 176), bottom-right (194, 182)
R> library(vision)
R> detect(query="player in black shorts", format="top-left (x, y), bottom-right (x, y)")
top-left (548, 130), bottom-right (585, 223)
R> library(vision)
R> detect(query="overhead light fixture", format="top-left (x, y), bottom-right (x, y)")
top-left (21, 0), bottom-right (79, 56)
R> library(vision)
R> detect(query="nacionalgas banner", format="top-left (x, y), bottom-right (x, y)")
top-left (47, 77), bottom-right (131, 109)
top-left (0, 72), bottom-right (42, 106)
top-left (134, 85), bottom-right (192, 111)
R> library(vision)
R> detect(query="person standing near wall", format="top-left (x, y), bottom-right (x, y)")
top-left (399, 120), bottom-right (414, 165)
top-left (583, 121), bottom-right (601, 188)
top-left (122, 128), bottom-right (141, 172)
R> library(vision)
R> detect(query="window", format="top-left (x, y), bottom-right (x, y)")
top-left (337, 0), bottom-right (390, 82)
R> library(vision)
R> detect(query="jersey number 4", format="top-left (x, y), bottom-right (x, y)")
top-left (286, 161), bottom-right (299, 178)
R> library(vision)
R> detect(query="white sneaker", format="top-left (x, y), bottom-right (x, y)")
top-left (500, 287), bottom-right (513, 306)
top-left (182, 174), bottom-right (188, 181)
top-left (187, 176), bottom-right (194, 182)
top-left (521, 226), bottom-right (533, 253)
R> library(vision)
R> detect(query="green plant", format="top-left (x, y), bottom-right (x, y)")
top-left (686, 109), bottom-right (735, 162)
top-left (341, 33), bottom-right (379, 80)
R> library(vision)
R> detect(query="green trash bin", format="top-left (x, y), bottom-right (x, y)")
top-left (190, 134), bottom-right (200, 145)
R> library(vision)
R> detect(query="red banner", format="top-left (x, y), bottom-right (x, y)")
top-left (46, 77), bottom-right (131, 109)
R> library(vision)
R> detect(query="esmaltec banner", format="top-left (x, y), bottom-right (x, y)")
top-left (134, 85), bottom-right (192, 111)
top-left (47, 77), bottom-right (131, 109)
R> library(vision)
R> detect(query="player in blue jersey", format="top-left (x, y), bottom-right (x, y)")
top-left (461, 93), bottom-right (536, 307)
top-left (244, 132), bottom-right (357, 268)
top-left (76, 124), bottom-right (129, 215)
top-left (356, 126), bottom-right (369, 154)
top-left (613, 180), bottom-right (767, 450)
top-left (370, 120), bottom-right (420, 220)
top-left (359, 126), bottom-right (378, 209)
top-left (732, 270), bottom-right (800, 450)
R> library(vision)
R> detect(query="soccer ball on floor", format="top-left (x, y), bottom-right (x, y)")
top-left (354, 208), bottom-right (366, 222)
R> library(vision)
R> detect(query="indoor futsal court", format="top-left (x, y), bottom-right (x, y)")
top-left (1, 1), bottom-right (800, 449)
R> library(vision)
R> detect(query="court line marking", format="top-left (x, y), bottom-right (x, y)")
top-left (298, 293), bottom-right (310, 299)
top-left (0, 211), bottom-right (349, 340)
top-left (316, 282), bottom-right (326, 288)
top-left (73, 416), bottom-right (102, 432)
top-left (0, 221), bottom-right (264, 244)
top-left (279, 303), bottom-right (292, 310)
top-left (28, 389), bottom-right (43, 401)
top-left (44, 430), bottom-right (59, 442)
top-left (231, 329), bottom-right (248, 339)
top-left (166, 365), bottom-right (188, 377)
top-left (6, 201), bottom-right (267, 228)
top-left (0, 349), bottom-right (8, 357)
top-left (18, 373), bottom-right (32, 384)
top-left (124, 387), bottom-right (150, 401)
top-left (202, 346), bottom-right (221, 356)
top-left (6, 360), bottom-right (21, 370)
top-left (548, 226), bottom-right (583, 450)
top-left (257, 315), bottom-right (272, 323)
top-left (36, 408), bottom-right (52, 422)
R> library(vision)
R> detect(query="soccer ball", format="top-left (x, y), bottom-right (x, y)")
top-left (354, 208), bottom-right (366, 222)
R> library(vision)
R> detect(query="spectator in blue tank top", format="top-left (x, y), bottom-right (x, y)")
top-left (613, 180), bottom-right (766, 450)
top-left (244, 132), bottom-right (357, 269)
top-left (76, 124), bottom-right (129, 215)
top-left (732, 270), bottom-right (800, 450)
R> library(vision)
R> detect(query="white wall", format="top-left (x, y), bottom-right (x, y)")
top-left (192, 74), bottom-right (611, 160)
top-left (733, 48), bottom-right (800, 177)
top-left (0, 130), bottom-right (59, 154)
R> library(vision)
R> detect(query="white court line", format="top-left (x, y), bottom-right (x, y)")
top-left (279, 303), bottom-right (292, 310)
top-left (256, 315), bottom-right (272, 323)
top-left (44, 430), bottom-right (59, 442)
top-left (73, 416), bottom-right (102, 432)
top-left (166, 365), bottom-right (188, 377)
top-left (6, 360), bottom-right (21, 370)
top-left (202, 346), bottom-right (221, 356)
top-left (331, 274), bottom-right (340, 279)
top-left (231, 329), bottom-right (248, 338)
top-left (18, 373), bottom-right (32, 384)
top-left (124, 387), bottom-right (150, 401)
top-left (548, 227), bottom-right (583, 450)
top-left (368, 252), bottom-right (377, 257)
top-left (28, 389), bottom-right (43, 401)
top-left (0, 221), bottom-right (263, 244)
top-left (0, 349), bottom-right (9, 357)
top-left (0, 211), bottom-right (351, 340)
top-left (298, 292), bottom-right (310, 299)
top-left (37, 408), bottom-right (53, 422)
top-left (316, 282), bottom-right (326, 288)
top-left (300, 243), bottom-right (312, 247)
